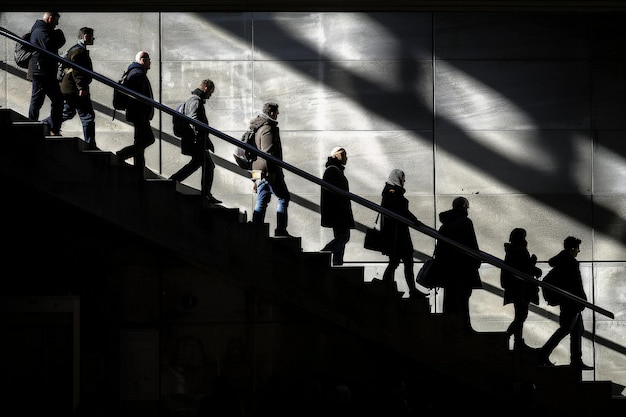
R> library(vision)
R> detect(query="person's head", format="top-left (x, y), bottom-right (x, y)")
top-left (199, 79), bottom-right (215, 99)
top-left (135, 51), bottom-right (151, 70)
top-left (329, 147), bottom-right (347, 165)
top-left (78, 27), bottom-right (94, 46)
top-left (452, 196), bottom-right (470, 212)
top-left (43, 11), bottom-right (60, 27)
top-left (509, 228), bottom-right (527, 247)
top-left (564, 236), bottom-right (582, 257)
top-left (263, 102), bottom-right (279, 120)
top-left (387, 169), bottom-right (405, 188)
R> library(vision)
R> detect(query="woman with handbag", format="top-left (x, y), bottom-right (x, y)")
top-left (380, 169), bottom-right (423, 299)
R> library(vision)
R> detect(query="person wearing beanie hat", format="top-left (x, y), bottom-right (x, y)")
top-left (320, 147), bottom-right (354, 265)
top-left (380, 169), bottom-right (423, 299)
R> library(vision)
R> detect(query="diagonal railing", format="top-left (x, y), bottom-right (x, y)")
top-left (0, 26), bottom-right (614, 319)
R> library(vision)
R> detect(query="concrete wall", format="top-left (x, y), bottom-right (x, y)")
top-left (1, 11), bottom-right (625, 389)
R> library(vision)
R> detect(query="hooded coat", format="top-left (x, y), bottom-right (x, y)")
top-left (380, 170), bottom-right (418, 257)
top-left (501, 242), bottom-right (541, 305)
top-left (434, 207), bottom-right (482, 289)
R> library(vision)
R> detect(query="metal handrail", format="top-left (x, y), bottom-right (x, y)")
top-left (1, 26), bottom-right (614, 319)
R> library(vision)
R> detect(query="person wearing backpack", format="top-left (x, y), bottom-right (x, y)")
top-left (170, 79), bottom-right (221, 204)
top-left (28, 10), bottom-right (66, 135)
top-left (537, 236), bottom-right (593, 370)
top-left (115, 51), bottom-right (155, 178)
top-left (59, 27), bottom-right (96, 149)
top-left (250, 102), bottom-right (293, 237)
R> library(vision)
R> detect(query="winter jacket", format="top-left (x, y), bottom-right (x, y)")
top-left (30, 19), bottom-right (66, 78)
top-left (434, 207), bottom-right (482, 289)
top-left (320, 157), bottom-right (355, 229)
top-left (250, 114), bottom-right (281, 181)
top-left (380, 183), bottom-right (418, 257)
top-left (60, 42), bottom-right (92, 95)
top-left (501, 243), bottom-right (541, 305)
top-left (124, 62), bottom-right (154, 123)
top-left (548, 250), bottom-right (587, 311)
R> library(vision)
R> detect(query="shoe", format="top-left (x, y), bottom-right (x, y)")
top-left (274, 229), bottom-right (294, 238)
top-left (206, 195), bottom-right (222, 204)
top-left (572, 362), bottom-right (594, 370)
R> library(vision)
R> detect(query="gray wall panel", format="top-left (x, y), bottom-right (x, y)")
top-left (435, 13), bottom-right (590, 60)
top-left (435, 60), bottom-right (590, 130)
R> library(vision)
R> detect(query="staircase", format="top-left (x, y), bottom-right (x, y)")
top-left (1, 107), bottom-right (624, 415)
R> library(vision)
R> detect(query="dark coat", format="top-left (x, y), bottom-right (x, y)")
top-left (250, 114), bottom-right (281, 180)
top-left (548, 250), bottom-right (587, 311)
top-left (124, 62), bottom-right (154, 123)
top-left (60, 42), bottom-right (92, 95)
top-left (434, 208), bottom-right (482, 289)
top-left (183, 88), bottom-right (214, 153)
top-left (380, 183), bottom-right (418, 257)
top-left (30, 19), bottom-right (66, 78)
top-left (501, 243), bottom-right (541, 305)
top-left (320, 157), bottom-right (355, 229)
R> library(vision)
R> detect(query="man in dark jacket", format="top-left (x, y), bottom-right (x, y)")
top-left (28, 10), bottom-right (66, 135)
top-left (170, 79), bottom-right (221, 204)
top-left (537, 236), bottom-right (593, 370)
top-left (116, 51), bottom-right (155, 178)
top-left (250, 102), bottom-right (293, 237)
top-left (434, 196), bottom-right (482, 329)
top-left (320, 147), bottom-right (355, 266)
top-left (60, 27), bottom-right (96, 148)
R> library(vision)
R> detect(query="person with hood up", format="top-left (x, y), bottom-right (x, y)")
top-left (380, 169), bottom-right (423, 299)
top-left (500, 227), bottom-right (542, 350)
top-left (320, 147), bottom-right (355, 266)
top-left (433, 196), bottom-right (482, 329)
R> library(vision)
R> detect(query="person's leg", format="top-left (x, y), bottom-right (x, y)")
top-left (62, 95), bottom-right (77, 122)
top-left (401, 253), bottom-right (418, 296)
top-left (383, 256), bottom-right (401, 290)
top-left (170, 152), bottom-right (203, 182)
top-left (539, 308), bottom-right (577, 364)
top-left (322, 227), bottom-right (350, 265)
top-left (76, 96), bottom-right (96, 148)
top-left (46, 80), bottom-right (64, 134)
top-left (272, 177), bottom-right (291, 236)
top-left (569, 312), bottom-right (585, 365)
top-left (202, 150), bottom-right (219, 203)
top-left (253, 180), bottom-right (271, 223)
top-left (29, 77), bottom-right (46, 121)
top-left (508, 300), bottom-right (525, 347)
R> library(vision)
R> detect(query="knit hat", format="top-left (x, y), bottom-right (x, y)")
top-left (329, 147), bottom-right (345, 157)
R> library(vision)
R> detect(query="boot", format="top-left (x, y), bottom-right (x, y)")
top-left (252, 210), bottom-right (264, 224)
top-left (274, 212), bottom-right (293, 237)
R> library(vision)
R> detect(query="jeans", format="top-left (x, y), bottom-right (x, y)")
top-left (253, 177), bottom-right (290, 223)
top-left (62, 94), bottom-right (96, 147)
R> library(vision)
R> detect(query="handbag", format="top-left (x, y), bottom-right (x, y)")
top-left (416, 256), bottom-right (444, 289)
top-left (364, 214), bottom-right (384, 252)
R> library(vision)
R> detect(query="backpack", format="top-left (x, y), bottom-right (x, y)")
top-left (541, 268), bottom-right (563, 306)
top-left (14, 32), bottom-right (33, 69)
top-left (112, 68), bottom-right (132, 119)
top-left (233, 127), bottom-right (260, 170)
top-left (172, 102), bottom-right (194, 138)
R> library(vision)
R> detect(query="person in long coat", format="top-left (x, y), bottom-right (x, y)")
top-left (380, 169), bottom-right (422, 299)
top-left (320, 147), bottom-right (355, 266)
top-left (434, 196), bottom-right (482, 329)
top-left (500, 228), bottom-right (542, 350)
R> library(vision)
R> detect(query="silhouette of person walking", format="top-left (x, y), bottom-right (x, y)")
top-left (501, 227), bottom-right (542, 350)
top-left (380, 169), bottom-right (422, 299)
top-left (434, 196), bottom-right (482, 329)
top-left (320, 147), bottom-right (354, 266)
top-left (537, 236), bottom-right (592, 370)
